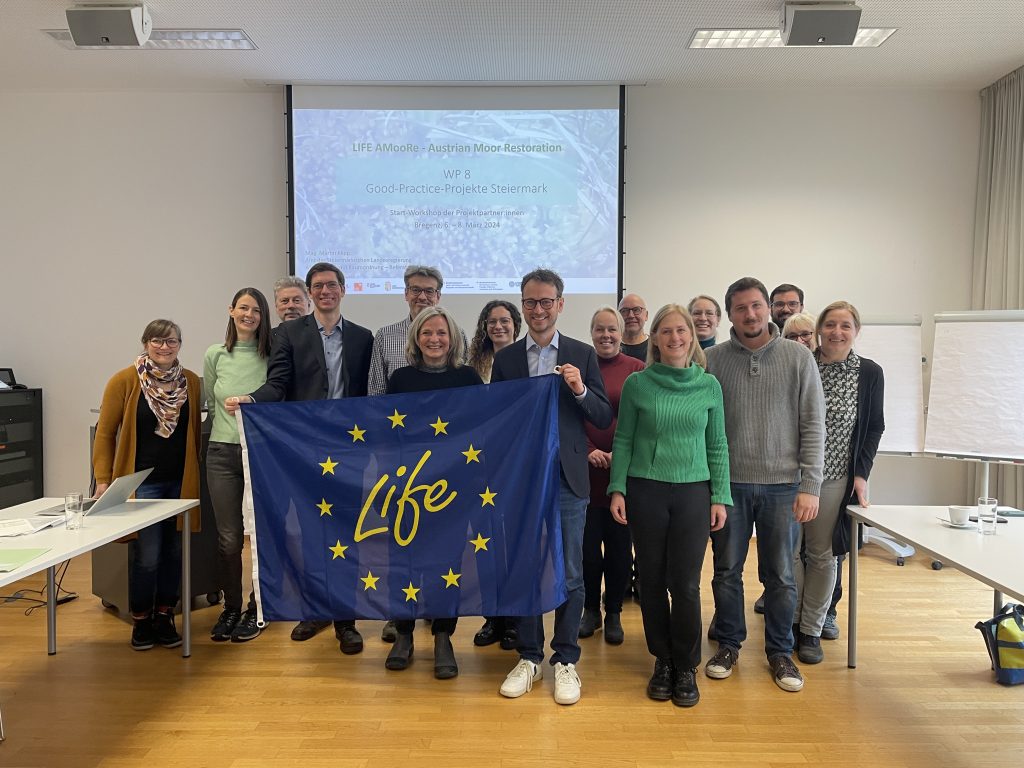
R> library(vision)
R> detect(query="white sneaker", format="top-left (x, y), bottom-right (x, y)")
top-left (553, 662), bottom-right (581, 705)
top-left (500, 658), bottom-right (541, 698)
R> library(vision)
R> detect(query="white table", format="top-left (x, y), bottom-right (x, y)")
top-left (0, 497), bottom-right (199, 741)
top-left (846, 505), bottom-right (1024, 669)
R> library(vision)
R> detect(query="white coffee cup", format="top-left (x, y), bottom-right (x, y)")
top-left (948, 505), bottom-right (971, 526)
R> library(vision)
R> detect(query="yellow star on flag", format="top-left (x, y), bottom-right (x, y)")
top-left (480, 487), bottom-right (497, 507)
top-left (462, 444), bottom-right (481, 463)
top-left (387, 409), bottom-right (407, 428)
top-left (348, 424), bottom-right (366, 442)
top-left (329, 540), bottom-right (348, 560)
top-left (402, 582), bottom-right (420, 602)
top-left (430, 417), bottom-right (449, 436)
top-left (361, 571), bottom-right (379, 590)
top-left (470, 533), bottom-right (490, 552)
top-left (441, 568), bottom-right (462, 588)
top-left (319, 456), bottom-right (338, 475)
top-left (316, 499), bottom-right (333, 517)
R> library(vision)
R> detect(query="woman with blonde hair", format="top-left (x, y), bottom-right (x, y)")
top-left (793, 301), bottom-right (884, 664)
top-left (385, 306), bottom-right (483, 679)
top-left (782, 312), bottom-right (817, 352)
top-left (609, 304), bottom-right (730, 707)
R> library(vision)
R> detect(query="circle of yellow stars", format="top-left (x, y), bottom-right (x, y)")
top-left (316, 409), bottom-right (500, 603)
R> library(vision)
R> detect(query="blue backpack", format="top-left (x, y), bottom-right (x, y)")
top-left (976, 603), bottom-right (1024, 686)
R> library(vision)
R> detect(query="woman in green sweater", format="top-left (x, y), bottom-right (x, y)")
top-left (609, 303), bottom-right (731, 708)
top-left (204, 287), bottom-right (273, 643)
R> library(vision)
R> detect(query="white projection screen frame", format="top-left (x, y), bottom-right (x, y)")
top-left (924, 311), bottom-right (1024, 461)
top-left (853, 319), bottom-right (925, 454)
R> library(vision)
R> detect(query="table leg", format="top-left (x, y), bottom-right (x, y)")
top-left (848, 518), bottom-right (858, 669)
top-left (46, 565), bottom-right (57, 656)
top-left (994, 590), bottom-right (1004, 617)
top-left (1, 696), bottom-right (5, 741)
top-left (182, 513), bottom-right (191, 659)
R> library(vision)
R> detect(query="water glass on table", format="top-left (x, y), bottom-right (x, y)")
top-left (64, 493), bottom-right (84, 530)
top-left (977, 496), bottom-right (998, 535)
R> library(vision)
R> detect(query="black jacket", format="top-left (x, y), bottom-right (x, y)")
top-left (251, 314), bottom-right (373, 402)
top-left (832, 356), bottom-right (885, 555)
top-left (491, 333), bottom-right (612, 498)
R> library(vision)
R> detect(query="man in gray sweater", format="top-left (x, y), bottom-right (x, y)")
top-left (703, 277), bottom-right (825, 693)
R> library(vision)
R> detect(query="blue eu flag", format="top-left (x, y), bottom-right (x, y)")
top-left (239, 375), bottom-right (565, 622)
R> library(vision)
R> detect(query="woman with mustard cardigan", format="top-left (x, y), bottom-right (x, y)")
top-left (93, 318), bottom-right (201, 651)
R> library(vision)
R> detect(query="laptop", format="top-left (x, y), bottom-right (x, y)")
top-left (36, 468), bottom-right (155, 517)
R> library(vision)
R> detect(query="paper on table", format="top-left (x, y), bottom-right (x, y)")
top-left (0, 517), bottom-right (62, 537)
top-left (0, 547), bottom-right (51, 571)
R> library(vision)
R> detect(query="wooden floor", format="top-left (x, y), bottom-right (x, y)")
top-left (2, 545), bottom-right (1022, 768)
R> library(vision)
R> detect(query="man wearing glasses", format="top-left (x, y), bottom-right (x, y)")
top-left (770, 284), bottom-right (805, 330)
top-left (492, 268), bottom-right (612, 706)
top-left (617, 293), bottom-right (649, 362)
top-left (367, 265), bottom-right (468, 397)
top-left (228, 261), bottom-right (374, 655)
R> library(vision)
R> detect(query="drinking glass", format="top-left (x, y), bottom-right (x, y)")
top-left (64, 492), bottom-right (84, 530)
top-left (977, 496), bottom-right (998, 535)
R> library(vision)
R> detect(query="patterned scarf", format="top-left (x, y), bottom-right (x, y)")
top-left (135, 354), bottom-right (188, 438)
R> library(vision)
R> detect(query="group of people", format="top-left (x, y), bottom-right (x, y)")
top-left (91, 263), bottom-right (884, 709)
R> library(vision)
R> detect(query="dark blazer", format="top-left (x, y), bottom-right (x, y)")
top-left (492, 333), bottom-right (612, 498)
top-left (831, 356), bottom-right (885, 556)
top-left (251, 314), bottom-right (373, 402)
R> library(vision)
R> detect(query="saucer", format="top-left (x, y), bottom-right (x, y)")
top-left (939, 519), bottom-right (974, 529)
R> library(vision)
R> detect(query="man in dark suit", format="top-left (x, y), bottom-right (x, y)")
top-left (493, 268), bottom-right (612, 706)
top-left (227, 261), bottom-right (373, 654)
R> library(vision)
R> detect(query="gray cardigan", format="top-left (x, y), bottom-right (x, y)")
top-left (705, 324), bottom-right (825, 496)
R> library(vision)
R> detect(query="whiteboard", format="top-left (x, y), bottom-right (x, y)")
top-left (924, 311), bottom-right (1024, 461)
top-left (854, 321), bottom-right (925, 454)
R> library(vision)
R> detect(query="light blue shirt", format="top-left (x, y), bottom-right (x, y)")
top-left (526, 331), bottom-right (561, 378)
top-left (525, 330), bottom-right (587, 401)
top-left (317, 317), bottom-right (345, 400)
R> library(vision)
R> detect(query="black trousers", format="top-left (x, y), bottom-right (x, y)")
top-left (582, 504), bottom-right (633, 613)
top-left (627, 477), bottom-right (711, 670)
top-left (395, 618), bottom-right (456, 635)
top-left (206, 442), bottom-right (256, 614)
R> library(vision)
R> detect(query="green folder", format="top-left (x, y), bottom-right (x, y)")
top-left (0, 547), bottom-right (51, 572)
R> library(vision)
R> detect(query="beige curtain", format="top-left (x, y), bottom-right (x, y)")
top-left (971, 66), bottom-right (1024, 508)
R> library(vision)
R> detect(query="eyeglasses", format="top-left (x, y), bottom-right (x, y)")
top-left (310, 281), bottom-right (341, 292)
top-left (786, 331), bottom-right (814, 340)
top-left (406, 286), bottom-right (439, 298)
top-left (690, 310), bottom-right (718, 318)
top-left (148, 338), bottom-right (181, 349)
top-left (522, 298), bottom-right (558, 310)
top-left (486, 318), bottom-right (513, 327)
top-left (772, 300), bottom-right (802, 311)
top-left (619, 306), bottom-right (645, 316)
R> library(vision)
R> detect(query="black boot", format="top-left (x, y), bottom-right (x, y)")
top-left (385, 632), bottom-right (414, 670)
top-left (672, 667), bottom-right (700, 707)
top-left (603, 612), bottom-right (624, 645)
top-left (579, 608), bottom-right (602, 638)
top-left (647, 658), bottom-right (673, 701)
top-left (433, 631), bottom-right (458, 679)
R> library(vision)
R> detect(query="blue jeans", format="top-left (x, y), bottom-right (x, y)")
top-left (710, 482), bottom-right (799, 658)
top-left (128, 480), bottom-right (183, 616)
top-left (517, 477), bottom-right (587, 666)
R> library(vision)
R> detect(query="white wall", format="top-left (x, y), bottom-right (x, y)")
top-left (1, 90), bottom-right (287, 496)
top-left (623, 87), bottom-right (981, 504)
top-left (1, 86), bottom-right (982, 505)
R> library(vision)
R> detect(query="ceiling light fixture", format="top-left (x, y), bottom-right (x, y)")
top-left (43, 28), bottom-right (257, 50)
top-left (689, 27), bottom-right (896, 49)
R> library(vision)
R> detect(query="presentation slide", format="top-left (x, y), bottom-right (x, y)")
top-left (291, 106), bottom-right (620, 294)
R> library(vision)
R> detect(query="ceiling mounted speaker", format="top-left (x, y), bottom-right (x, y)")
top-left (781, 2), bottom-right (862, 46)
top-left (65, 4), bottom-right (152, 47)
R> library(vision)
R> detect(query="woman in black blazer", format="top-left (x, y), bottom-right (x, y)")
top-left (793, 301), bottom-right (884, 666)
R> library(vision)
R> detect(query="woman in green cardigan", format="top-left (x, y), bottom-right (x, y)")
top-left (609, 303), bottom-right (731, 708)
